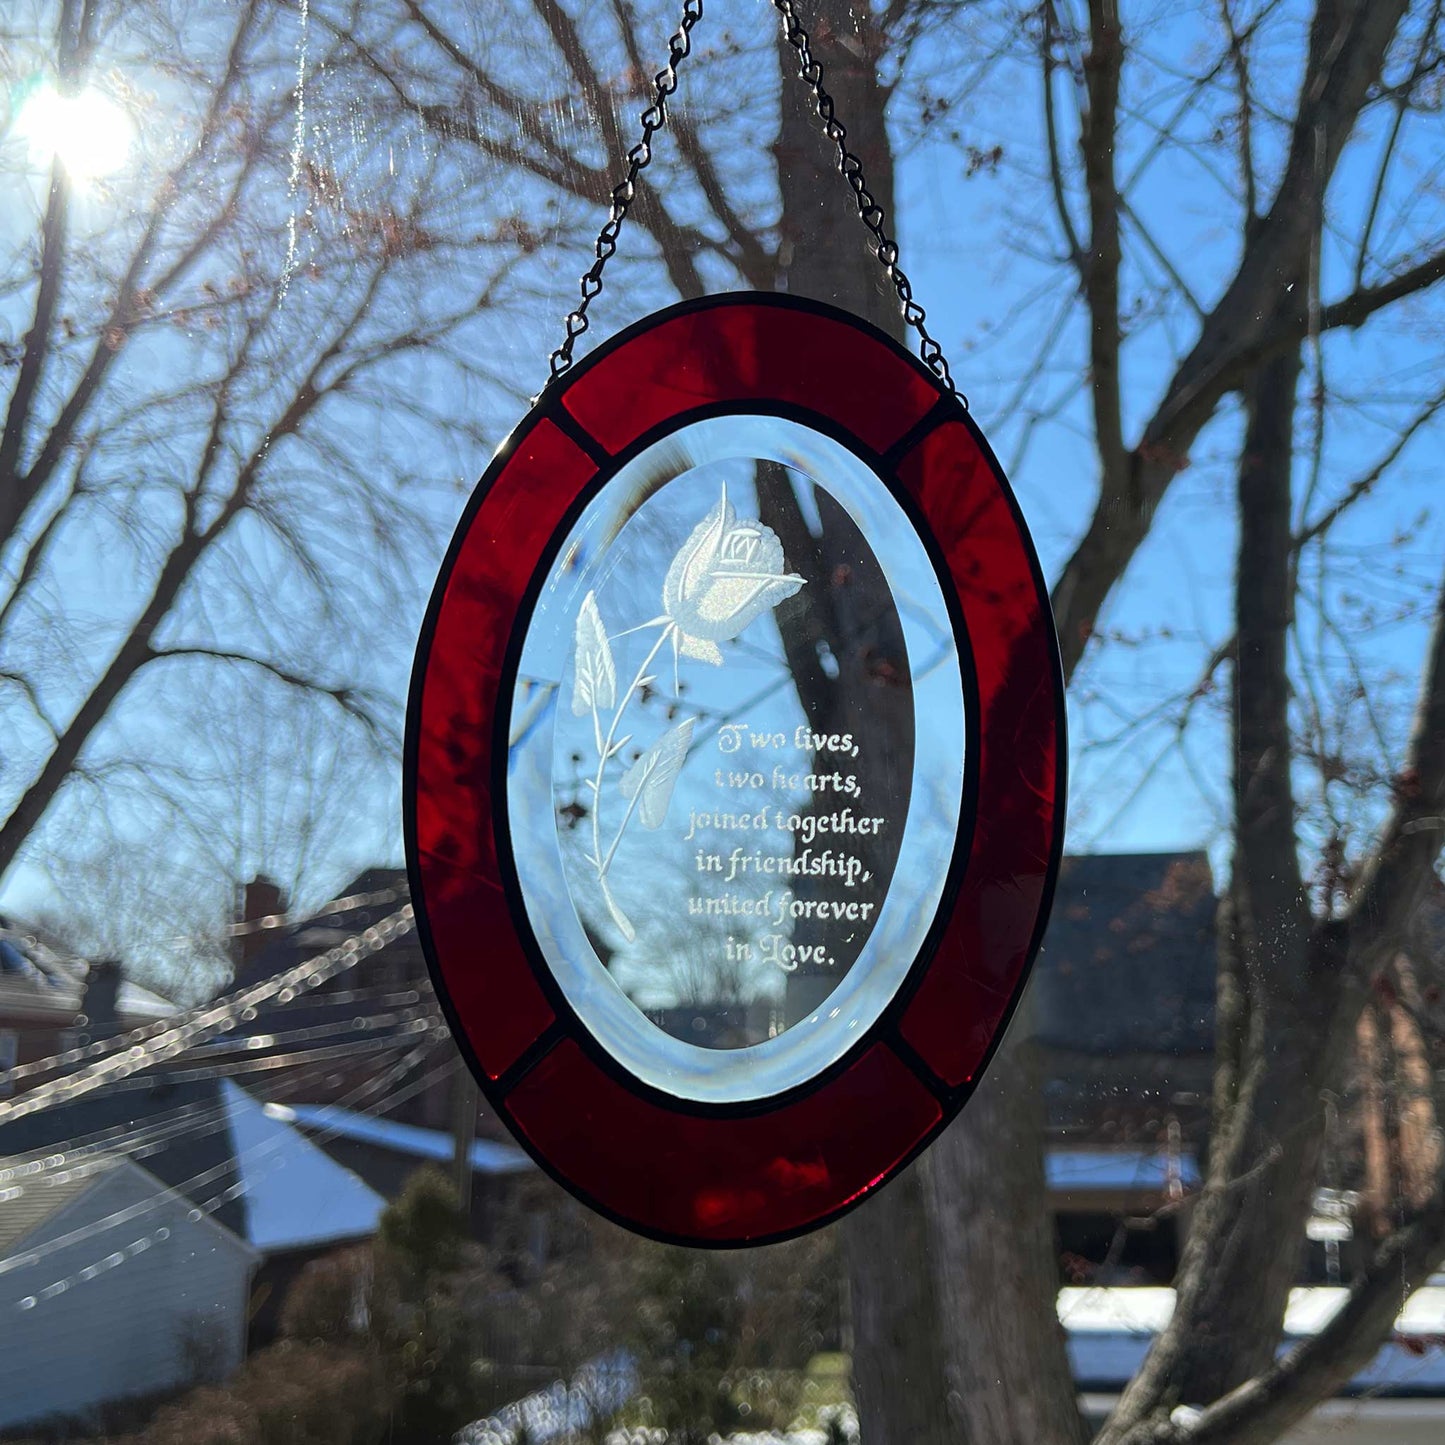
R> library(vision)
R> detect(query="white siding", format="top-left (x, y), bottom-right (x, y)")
top-left (0, 1161), bottom-right (255, 1432)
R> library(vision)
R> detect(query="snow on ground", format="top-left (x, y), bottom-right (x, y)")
top-left (453, 1360), bottom-right (858, 1445)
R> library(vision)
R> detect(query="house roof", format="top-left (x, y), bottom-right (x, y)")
top-left (0, 1077), bottom-right (384, 1254)
top-left (219, 1081), bottom-right (386, 1250)
top-left (0, 1077), bottom-right (251, 1239)
top-left (272, 1101), bottom-right (533, 1176)
top-left (1046, 1148), bottom-right (1201, 1194)
top-left (0, 926), bottom-right (176, 1025)
top-left (224, 868), bottom-right (428, 1064)
top-left (0, 1153), bottom-right (124, 1254)
top-left (1033, 852), bottom-right (1217, 1058)
top-left (0, 1151), bottom-right (258, 1264)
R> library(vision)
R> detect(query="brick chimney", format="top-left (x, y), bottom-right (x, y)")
top-left (78, 959), bottom-right (124, 1041)
top-left (232, 875), bottom-right (288, 986)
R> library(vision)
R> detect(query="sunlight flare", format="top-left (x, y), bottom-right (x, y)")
top-left (14, 81), bottom-right (134, 182)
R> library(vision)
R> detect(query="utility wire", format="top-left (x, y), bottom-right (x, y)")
top-left (90, 1023), bottom-right (439, 1090)
top-left (0, 1031), bottom-right (441, 1202)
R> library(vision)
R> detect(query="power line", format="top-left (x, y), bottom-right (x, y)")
top-left (92, 1023), bottom-right (440, 1089)
top-left (0, 979), bottom-right (430, 1091)
top-left (178, 1004), bottom-right (435, 1058)
top-left (0, 894), bottom-right (419, 1091)
top-left (220, 885), bottom-right (406, 938)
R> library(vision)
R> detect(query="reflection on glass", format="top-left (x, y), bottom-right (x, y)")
top-left (510, 415), bottom-right (964, 1103)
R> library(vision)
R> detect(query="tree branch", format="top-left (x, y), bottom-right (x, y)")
top-left (399, 0), bottom-right (571, 165)
top-left (1218, 0), bottom-right (1258, 223)
top-left (1347, 559), bottom-right (1445, 968)
top-left (147, 646), bottom-right (391, 743)
top-left (608, 0), bottom-right (775, 294)
top-left (1321, 246), bottom-right (1445, 333)
top-left (1098, 340), bottom-right (1316, 1441)
top-left (1173, 1195), bottom-right (1445, 1445)
top-left (0, 249), bottom-right (389, 884)
top-left (1051, 0), bottom-right (1416, 681)
top-left (1042, 0), bottom-right (1085, 270)
top-left (1081, 0), bottom-right (1128, 494)
top-left (389, 2), bottom-right (712, 309)
top-left (1120, 193), bottom-right (1205, 318)
top-left (0, 158), bottom-right (67, 516)
top-left (0, 0), bottom-right (87, 527)
top-left (1233, 344), bottom-right (1309, 918)
top-left (531, 0), bottom-right (707, 303)
top-left (1352, 0), bottom-right (1444, 287)
top-left (0, 0), bottom-right (264, 559)
top-left (1295, 380), bottom-right (1445, 550)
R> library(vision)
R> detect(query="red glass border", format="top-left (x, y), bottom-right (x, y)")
top-left (405, 293), bottom-right (1065, 1245)
top-left (508, 1040), bottom-right (941, 1243)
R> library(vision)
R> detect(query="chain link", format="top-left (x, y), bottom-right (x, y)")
top-left (546, 0), bottom-right (705, 384)
top-left (545, 0), bottom-right (958, 402)
top-left (770, 0), bottom-right (957, 398)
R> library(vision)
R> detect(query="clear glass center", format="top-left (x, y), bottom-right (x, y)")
top-left (508, 415), bottom-right (964, 1103)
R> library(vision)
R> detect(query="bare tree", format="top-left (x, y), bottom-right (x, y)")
top-left (0, 0), bottom-right (526, 925)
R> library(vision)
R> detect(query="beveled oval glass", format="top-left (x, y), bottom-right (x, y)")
top-left (507, 414), bottom-right (964, 1104)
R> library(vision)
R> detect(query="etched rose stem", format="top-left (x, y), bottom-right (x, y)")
top-left (599, 785), bottom-right (647, 879)
top-left (589, 621), bottom-right (675, 937)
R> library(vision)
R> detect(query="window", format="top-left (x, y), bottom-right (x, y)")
top-left (2, 4), bottom-right (1443, 1443)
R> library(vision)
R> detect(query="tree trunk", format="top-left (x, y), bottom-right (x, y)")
top-left (769, 9), bottom-right (949, 1442)
top-left (1102, 346), bottom-right (1353, 1441)
top-left (1169, 343), bottom-right (1324, 1403)
top-left (922, 1014), bottom-right (1088, 1445)
top-left (768, 6), bottom-right (1079, 1443)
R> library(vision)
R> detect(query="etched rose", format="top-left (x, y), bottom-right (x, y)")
top-left (661, 485), bottom-right (805, 664)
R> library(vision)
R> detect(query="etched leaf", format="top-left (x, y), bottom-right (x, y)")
top-left (571, 591), bottom-right (616, 715)
top-left (619, 717), bottom-right (695, 829)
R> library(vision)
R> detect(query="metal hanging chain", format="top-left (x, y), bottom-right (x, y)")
top-left (546, 0), bottom-right (958, 401)
top-left (770, 0), bottom-right (957, 398)
top-left (546, 0), bottom-right (705, 384)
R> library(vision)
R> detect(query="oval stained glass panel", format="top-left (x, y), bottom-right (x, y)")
top-left (407, 293), bottom-right (1065, 1244)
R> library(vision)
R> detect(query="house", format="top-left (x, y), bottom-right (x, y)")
top-left (1030, 850), bottom-right (1218, 1145)
top-left (0, 1075), bottom-right (387, 1345)
top-left (267, 1099), bottom-right (531, 1195)
top-left (1023, 851), bottom-right (1218, 1284)
top-left (0, 922), bottom-right (177, 1092)
top-left (453, 1287), bottom-right (1445, 1445)
top-left (1029, 852), bottom-right (1445, 1291)
top-left (224, 870), bottom-right (459, 1133)
top-left (1048, 1146), bottom-right (1201, 1285)
top-left (219, 852), bottom-right (1416, 1292)
top-left (0, 1151), bottom-right (256, 1434)
top-left (265, 1099), bottom-right (566, 1261)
